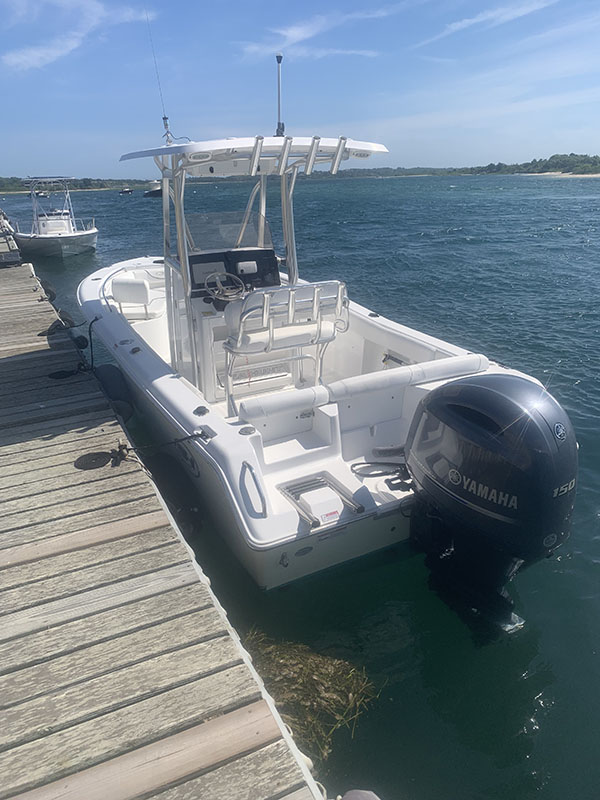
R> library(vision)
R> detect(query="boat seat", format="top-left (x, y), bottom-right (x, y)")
top-left (223, 281), bottom-right (349, 415)
top-left (239, 385), bottom-right (330, 422)
top-left (327, 354), bottom-right (490, 458)
top-left (111, 275), bottom-right (165, 320)
top-left (326, 353), bottom-right (490, 402)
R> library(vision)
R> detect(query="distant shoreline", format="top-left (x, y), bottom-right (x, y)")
top-left (2, 171), bottom-right (600, 198)
top-left (528, 171), bottom-right (600, 178)
top-left (0, 187), bottom-right (122, 195)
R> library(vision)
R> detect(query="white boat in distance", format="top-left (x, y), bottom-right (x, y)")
top-left (143, 179), bottom-right (162, 197)
top-left (14, 177), bottom-right (98, 258)
top-left (78, 133), bottom-right (577, 623)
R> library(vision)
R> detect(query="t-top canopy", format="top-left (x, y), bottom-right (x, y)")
top-left (120, 135), bottom-right (388, 177)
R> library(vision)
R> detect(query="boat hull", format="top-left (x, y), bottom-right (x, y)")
top-left (15, 229), bottom-right (98, 258)
top-left (125, 372), bottom-right (411, 588)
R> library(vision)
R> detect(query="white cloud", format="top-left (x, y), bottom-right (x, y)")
top-left (507, 8), bottom-right (600, 52)
top-left (415, 0), bottom-right (559, 48)
top-left (1, 0), bottom-right (154, 70)
top-left (240, 3), bottom-right (419, 60)
top-left (289, 46), bottom-right (379, 59)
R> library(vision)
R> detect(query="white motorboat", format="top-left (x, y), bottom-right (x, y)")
top-left (78, 133), bottom-right (577, 622)
top-left (14, 177), bottom-right (98, 258)
top-left (143, 180), bottom-right (162, 198)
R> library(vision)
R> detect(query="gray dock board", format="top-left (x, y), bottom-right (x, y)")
top-left (0, 606), bottom-right (226, 708)
top-left (0, 665), bottom-right (261, 799)
top-left (0, 526), bottom-right (177, 590)
top-left (0, 264), bottom-right (320, 800)
top-left (0, 457), bottom-right (143, 504)
top-left (0, 495), bottom-right (164, 547)
top-left (10, 701), bottom-right (281, 800)
top-left (0, 510), bottom-right (169, 567)
top-left (0, 561), bottom-right (200, 640)
top-left (0, 413), bottom-right (120, 453)
top-left (148, 740), bottom-right (306, 800)
top-left (0, 583), bottom-right (212, 674)
top-left (0, 542), bottom-right (189, 615)
top-left (0, 475), bottom-right (155, 530)
top-left (0, 441), bottom-right (133, 487)
top-left (0, 429), bottom-right (122, 469)
top-left (0, 636), bottom-right (242, 752)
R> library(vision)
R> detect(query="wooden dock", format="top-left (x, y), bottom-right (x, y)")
top-left (0, 213), bottom-right (21, 267)
top-left (0, 263), bottom-right (323, 800)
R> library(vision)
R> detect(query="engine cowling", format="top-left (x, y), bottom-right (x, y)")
top-left (405, 372), bottom-right (577, 621)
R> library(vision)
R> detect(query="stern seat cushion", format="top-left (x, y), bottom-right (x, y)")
top-left (327, 353), bottom-right (490, 401)
top-left (239, 385), bottom-right (330, 421)
top-left (237, 354), bottom-right (489, 422)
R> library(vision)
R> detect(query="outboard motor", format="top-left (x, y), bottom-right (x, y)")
top-left (405, 373), bottom-right (577, 625)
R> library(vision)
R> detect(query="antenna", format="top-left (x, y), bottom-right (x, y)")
top-left (162, 115), bottom-right (173, 145)
top-left (275, 53), bottom-right (285, 137)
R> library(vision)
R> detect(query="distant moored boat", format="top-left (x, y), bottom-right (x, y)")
top-left (13, 177), bottom-right (98, 258)
top-left (143, 180), bottom-right (162, 198)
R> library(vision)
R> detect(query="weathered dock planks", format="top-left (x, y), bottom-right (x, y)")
top-left (0, 264), bottom-right (322, 800)
top-left (0, 214), bottom-right (21, 267)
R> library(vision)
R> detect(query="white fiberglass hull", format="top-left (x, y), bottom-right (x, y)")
top-left (15, 228), bottom-right (98, 258)
top-left (77, 259), bottom-right (430, 588)
top-left (77, 257), bottom-right (536, 592)
top-left (126, 375), bottom-right (410, 588)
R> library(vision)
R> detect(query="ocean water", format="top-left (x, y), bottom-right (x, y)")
top-left (3, 175), bottom-right (599, 800)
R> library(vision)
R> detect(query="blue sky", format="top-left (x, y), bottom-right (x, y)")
top-left (2, 0), bottom-right (600, 178)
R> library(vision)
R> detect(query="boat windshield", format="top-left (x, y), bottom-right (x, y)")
top-left (185, 211), bottom-right (272, 253)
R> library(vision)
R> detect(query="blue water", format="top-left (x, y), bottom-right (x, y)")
top-left (3, 175), bottom-right (599, 800)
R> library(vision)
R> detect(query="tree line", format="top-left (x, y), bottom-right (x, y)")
top-left (2, 153), bottom-right (599, 190)
top-left (0, 178), bottom-right (151, 192)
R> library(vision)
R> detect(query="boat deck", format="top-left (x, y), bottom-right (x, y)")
top-left (0, 264), bottom-right (321, 800)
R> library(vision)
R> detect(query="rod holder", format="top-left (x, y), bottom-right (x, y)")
top-left (330, 137), bottom-right (347, 174)
top-left (305, 136), bottom-right (321, 175)
top-left (249, 136), bottom-right (264, 176)
top-left (277, 136), bottom-right (293, 175)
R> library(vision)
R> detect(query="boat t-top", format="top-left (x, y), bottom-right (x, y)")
top-left (78, 96), bottom-right (577, 626)
top-left (14, 177), bottom-right (98, 258)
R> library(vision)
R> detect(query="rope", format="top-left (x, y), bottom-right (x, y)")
top-left (350, 461), bottom-right (408, 478)
top-left (86, 316), bottom-right (100, 371)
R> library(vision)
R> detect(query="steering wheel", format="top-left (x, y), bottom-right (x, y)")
top-left (204, 271), bottom-right (245, 301)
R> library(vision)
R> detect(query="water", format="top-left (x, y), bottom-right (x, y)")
top-left (3, 175), bottom-right (599, 799)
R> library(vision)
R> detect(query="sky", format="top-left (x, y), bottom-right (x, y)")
top-left (1, 0), bottom-right (600, 178)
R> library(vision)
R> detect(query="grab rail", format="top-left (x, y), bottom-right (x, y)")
top-left (100, 266), bottom-right (126, 312)
top-left (241, 460), bottom-right (267, 518)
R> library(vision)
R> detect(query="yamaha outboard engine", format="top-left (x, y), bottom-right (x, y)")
top-left (405, 373), bottom-right (577, 625)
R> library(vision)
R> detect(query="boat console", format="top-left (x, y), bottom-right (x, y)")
top-left (189, 247), bottom-right (281, 302)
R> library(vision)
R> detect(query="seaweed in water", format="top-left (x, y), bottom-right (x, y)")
top-left (244, 628), bottom-right (378, 765)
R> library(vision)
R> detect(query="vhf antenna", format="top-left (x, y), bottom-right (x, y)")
top-left (162, 115), bottom-right (173, 145)
top-left (275, 53), bottom-right (285, 137)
